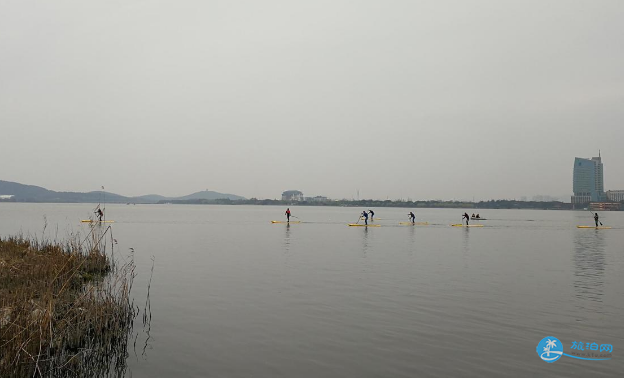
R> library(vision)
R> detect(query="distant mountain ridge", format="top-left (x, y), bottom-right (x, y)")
top-left (0, 180), bottom-right (245, 203)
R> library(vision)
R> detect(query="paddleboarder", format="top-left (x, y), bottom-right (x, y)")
top-left (594, 212), bottom-right (599, 227)
top-left (285, 208), bottom-right (291, 223)
top-left (95, 207), bottom-right (104, 221)
top-left (408, 211), bottom-right (416, 224)
top-left (462, 212), bottom-right (470, 225)
top-left (361, 210), bottom-right (369, 225)
top-left (368, 210), bottom-right (375, 221)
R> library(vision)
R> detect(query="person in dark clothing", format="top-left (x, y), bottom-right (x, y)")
top-left (594, 212), bottom-right (599, 227)
top-left (408, 212), bottom-right (416, 224)
top-left (95, 208), bottom-right (104, 221)
top-left (368, 210), bottom-right (375, 221)
top-left (462, 212), bottom-right (470, 225)
top-left (361, 211), bottom-right (368, 225)
top-left (285, 208), bottom-right (291, 222)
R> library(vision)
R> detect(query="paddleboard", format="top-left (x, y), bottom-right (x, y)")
top-left (81, 220), bottom-right (115, 223)
top-left (348, 224), bottom-right (381, 227)
top-left (577, 226), bottom-right (611, 229)
top-left (399, 222), bottom-right (429, 225)
top-left (271, 221), bottom-right (301, 224)
top-left (451, 224), bottom-right (484, 227)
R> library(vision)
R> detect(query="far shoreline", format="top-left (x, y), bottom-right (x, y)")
top-left (1, 199), bottom-right (611, 211)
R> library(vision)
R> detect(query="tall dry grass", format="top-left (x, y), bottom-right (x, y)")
top-left (0, 226), bottom-right (138, 377)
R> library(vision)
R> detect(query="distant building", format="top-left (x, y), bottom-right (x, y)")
top-left (589, 202), bottom-right (621, 211)
top-left (0, 195), bottom-right (14, 200)
top-left (304, 196), bottom-right (329, 202)
top-left (571, 154), bottom-right (605, 205)
top-left (282, 190), bottom-right (303, 201)
top-left (606, 190), bottom-right (624, 202)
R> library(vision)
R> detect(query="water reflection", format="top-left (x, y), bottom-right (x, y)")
top-left (361, 227), bottom-right (369, 257)
top-left (462, 227), bottom-right (470, 268)
top-left (462, 227), bottom-right (470, 250)
top-left (283, 223), bottom-right (291, 252)
top-left (573, 229), bottom-right (606, 303)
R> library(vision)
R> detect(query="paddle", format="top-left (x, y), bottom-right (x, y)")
top-left (588, 209), bottom-right (603, 226)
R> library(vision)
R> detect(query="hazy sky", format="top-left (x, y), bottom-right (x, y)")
top-left (1, 0), bottom-right (623, 200)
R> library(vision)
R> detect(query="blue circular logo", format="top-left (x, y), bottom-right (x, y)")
top-left (536, 336), bottom-right (563, 363)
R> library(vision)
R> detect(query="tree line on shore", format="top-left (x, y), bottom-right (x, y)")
top-left (157, 198), bottom-right (579, 210)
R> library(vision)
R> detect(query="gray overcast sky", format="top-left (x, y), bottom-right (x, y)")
top-left (1, 0), bottom-right (623, 200)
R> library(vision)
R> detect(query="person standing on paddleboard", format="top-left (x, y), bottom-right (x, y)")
top-left (368, 210), bottom-right (375, 221)
top-left (594, 212), bottom-right (599, 227)
top-left (95, 207), bottom-right (104, 221)
top-left (408, 212), bottom-right (416, 224)
top-left (285, 208), bottom-right (291, 223)
top-left (462, 212), bottom-right (470, 225)
top-left (361, 211), bottom-right (368, 225)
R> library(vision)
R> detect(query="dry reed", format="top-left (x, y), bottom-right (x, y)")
top-left (0, 226), bottom-right (138, 377)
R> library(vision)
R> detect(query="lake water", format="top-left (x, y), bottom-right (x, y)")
top-left (1, 203), bottom-right (623, 377)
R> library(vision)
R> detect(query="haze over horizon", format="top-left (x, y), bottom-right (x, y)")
top-left (2, 1), bottom-right (623, 201)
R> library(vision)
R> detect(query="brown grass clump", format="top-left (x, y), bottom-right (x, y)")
top-left (0, 228), bottom-right (137, 377)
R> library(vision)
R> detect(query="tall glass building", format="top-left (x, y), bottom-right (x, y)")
top-left (571, 154), bottom-right (605, 204)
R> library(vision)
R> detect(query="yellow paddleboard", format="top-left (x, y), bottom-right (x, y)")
top-left (348, 224), bottom-right (381, 227)
top-left (271, 221), bottom-right (301, 224)
top-left (451, 224), bottom-right (484, 227)
top-left (399, 222), bottom-right (429, 225)
top-left (81, 220), bottom-right (115, 223)
top-left (577, 226), bottom-right (611, 229)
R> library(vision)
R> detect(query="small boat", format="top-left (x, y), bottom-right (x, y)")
top-left (348, 224), bottom-right (381, 227)
top-left (471, 217), bottom-right (487, 220)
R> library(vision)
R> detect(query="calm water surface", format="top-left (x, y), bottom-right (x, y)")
top-left (1, 203), bottom-right (623, 377)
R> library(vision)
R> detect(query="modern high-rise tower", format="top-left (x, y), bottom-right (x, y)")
top-left (571, 152), bottom-right (605, 204)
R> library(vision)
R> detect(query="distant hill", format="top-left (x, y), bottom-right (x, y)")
top-left (175, 190), bottom-right (245, 201)
top-left (0, 180), bottom-right (245, 203)
top-left (131, 194), bottom-right (169, 202)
